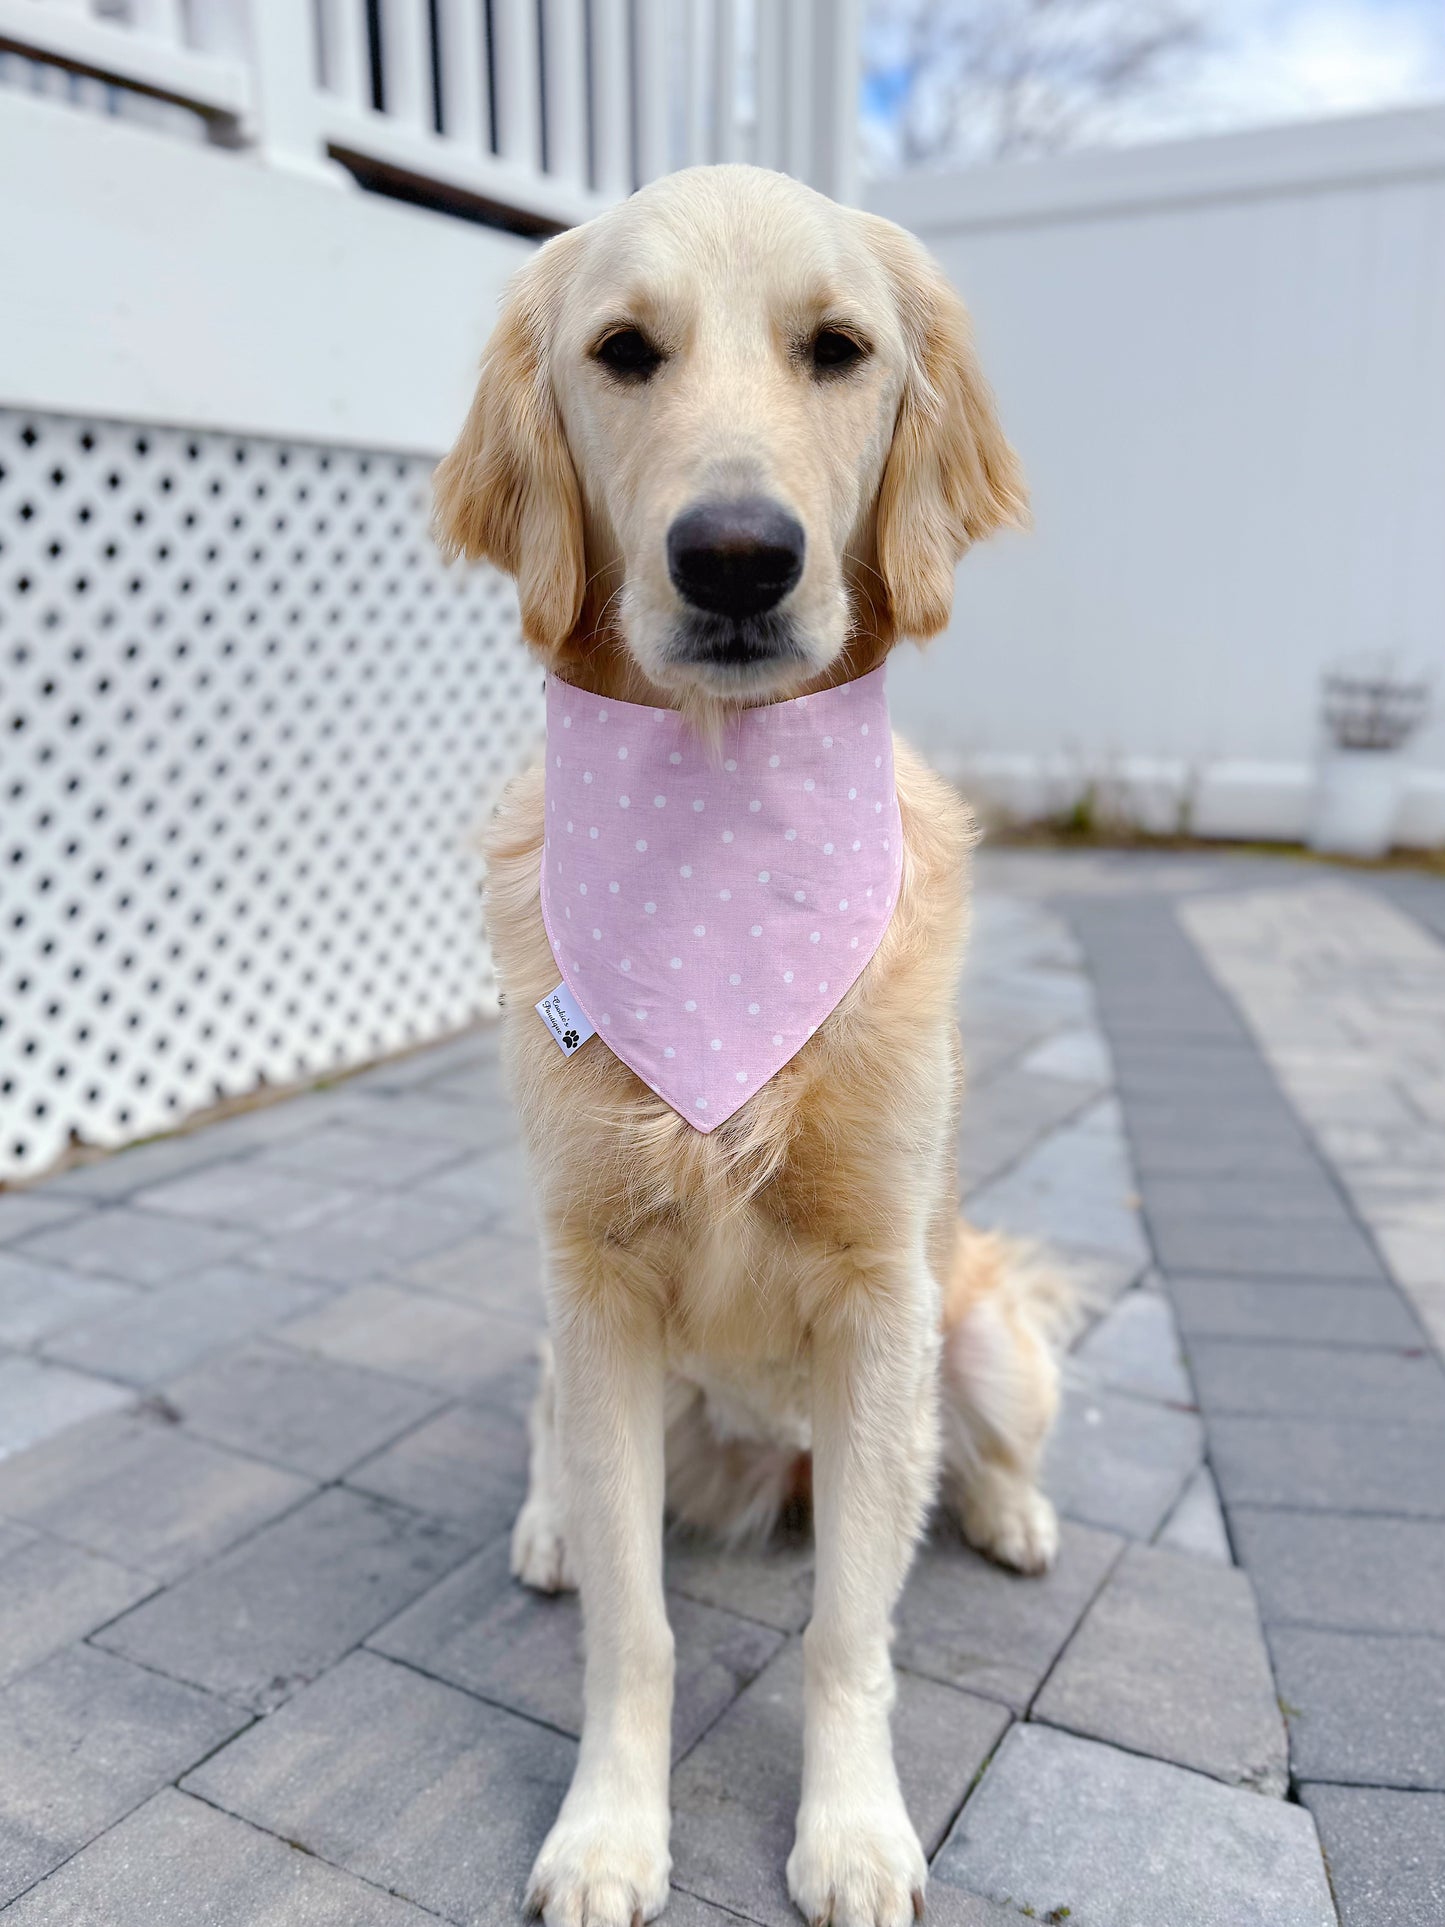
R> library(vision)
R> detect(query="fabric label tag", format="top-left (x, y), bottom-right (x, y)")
top-left (535, 981), bottom-right (595, 1058)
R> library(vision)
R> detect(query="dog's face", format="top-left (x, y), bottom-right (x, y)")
top-left (436, 166), bottom-right (1024, 704)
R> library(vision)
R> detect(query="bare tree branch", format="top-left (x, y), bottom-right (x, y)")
top-left (866, 0), bottom-right (1206, 170)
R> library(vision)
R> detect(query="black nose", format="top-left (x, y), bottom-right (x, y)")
top-left (667, 497), bottom-right (805, 620)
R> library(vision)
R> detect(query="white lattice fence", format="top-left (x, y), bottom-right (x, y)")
top-left (0, 406), bottom-right (538, 1180)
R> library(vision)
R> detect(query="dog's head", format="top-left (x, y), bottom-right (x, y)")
top-left (436, 166), bottom-right (1025, 706)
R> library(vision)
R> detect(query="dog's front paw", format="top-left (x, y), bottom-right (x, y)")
top-left (787, 1797), bottom-right (925, 1927)
top-left (526, 1799), bottom-right (670, 1927)
top-left (961, 1474), bottom-right (1059, 1576)
top-left (511, 1497), bottom-right (578, 1594)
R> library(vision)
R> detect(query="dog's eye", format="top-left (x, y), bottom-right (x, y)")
top-left (811, 328), bottom-right (867, 376)
top-left (595, 328), bottom-right (663, 381)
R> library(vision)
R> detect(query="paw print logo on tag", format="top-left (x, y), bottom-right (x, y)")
top-left (562, 1029), bottom-right (580, 1051)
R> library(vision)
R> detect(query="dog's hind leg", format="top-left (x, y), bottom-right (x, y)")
top-left (511, 1335), bottom-right (578, 1594)
top-left (938, 1222), bottom-right (1074, 1575)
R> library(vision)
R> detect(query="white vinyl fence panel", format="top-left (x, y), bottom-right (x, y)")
top-left (870, 108), bottom-right (1445, 842)
top-left (0, 407), bottom-right (537, 1180)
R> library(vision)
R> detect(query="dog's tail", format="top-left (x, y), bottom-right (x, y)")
top-left (942, 1219), bottom-right (1080, 1360)
top-left (935, 1220), bottom-right (1079, 1569)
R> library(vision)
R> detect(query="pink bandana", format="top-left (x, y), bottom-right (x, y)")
top-left (539, 665), bottom-right (902, 1131)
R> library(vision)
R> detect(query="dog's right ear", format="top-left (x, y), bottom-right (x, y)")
top-left (434, 235), bottom-right (586, 657)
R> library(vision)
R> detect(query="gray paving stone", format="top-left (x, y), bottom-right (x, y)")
top-left (0, 1253), bottom-right (133, 1347)
top-left (670, 1640), bottom-right (1010, 1927)
top-left (893, 1521), bottom-right (1122, 1711)
top-left (166, 1339), bottom-right (446, 1480)
top-left (1017, 1027), bottom-right (1113, 1085)
top-left (0, 1520), bottom-right (33, 1563)
top-left (371, 1535), bottom-right (785, 1760)
top-left (253, 1121), bottom-right (472, 1188)
top-left (666, 1528), bottom-right (816, 1633)
top-left (1147, 1213), bottom-right (1384, 1280)
top-left (1127, 1126), bottom-right (1325, 1180)
top-left (1302, 1784), bottom-right (1445, 1927)
top-left (2, 1788), bottom-right (441, 1926)
top-left (15, 1207), bottom-right (256, 1287)
top-left (1232, 1509), bottom-right (1445, 1637)
top-left (1272, 1627), bottom-right (1445, 1790)
top-left (0, 1408), bottom-right (310, 1579)
top-left (934, 1722), bottom-right (1336, 1927)
top-left (1044, 1382), bottom-right (1203, 1539)
top-left (251, 1195), bottom-right (488, 1284)
top-left (958, 1069), bottom-right (1099, 1194)
top-left (42, 1266), bottom-right (326, 1386)
top-left (1209, 1416), bottom-right (1445, 1517)
top-left (662, 1892), bottom-right (763, 1927)
top-left (919, 1890), bottom-right (1027, 1927)
top-left (345, 1089), bottom-right (518, 1154)
top-left (1034, 1542), bottom-right (1286, 1793)
top-left (404, 1231), bottom-right (544, 1324)
top-left (133, 1160), bottom-right (359, 1233)
top-left (345, 1029), bottom-right (498, 1091)
top-left (345, 1389), bottom-right (529, 1541)
top-left (0, 1356), bottom-right (133, 1459)
top-left (416, 1147), bottom-right (535, 1238)
top-left (96, 1485), bottom-right (475, 1712)
top-left (1073, 1289), bottom-right (1192, 1404)
top-left (1170, 1275), bottom-right (1425, 1347)
top-left (0, 1644), bottom-right (246, 1905)
top-left (185, 1647), bottom-right (574, 1927)
top-left (1156, 1463), bottom-right (1232, 1562)
top-left (0, 1534), bottom-right (155, 1688)
top-left (1111, 1050), bottom-right (1285, 1103)
top-left (967, 1120), bottom-right (1148, 1269)
top-left (1189, 1339), bottom-right (1445, 1424)
top-left (0, 1192), bottom-right (92, 1244)
top-left (279, 1282), bottom-right (537, 1393)
top-left (1142, 1173), bottom-right (1352, 1223)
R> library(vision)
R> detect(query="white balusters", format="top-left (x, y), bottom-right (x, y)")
top-left (316, 0), bottom-right (368, 108)
top-left (490, 0), bottom-right (540, 172)
top-left (589, 0), bottom-right (632, 197)
top-left (378, 0), bottom-right (431, 132)
top-left (541, 0), bottom-right (586, 186)
top-left (434, 0), bottom-right (488, 153)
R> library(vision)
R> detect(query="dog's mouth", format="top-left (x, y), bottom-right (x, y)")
top-left (661, 611), bottom-right (810, 691)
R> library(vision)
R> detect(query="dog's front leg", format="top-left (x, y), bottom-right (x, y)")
top-left (788, 1259), bottom-right (938, 1927)
top-left (526, 1243), bottom-right (673, 1927)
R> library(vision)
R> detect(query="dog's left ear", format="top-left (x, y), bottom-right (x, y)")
top-left (433, 231), bottom-right (586, 657)
top-left (865, 215), bottom-right (1028, 641)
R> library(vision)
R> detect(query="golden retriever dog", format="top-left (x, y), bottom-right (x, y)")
top-left (435, 165), bottom-right (1069, 1927)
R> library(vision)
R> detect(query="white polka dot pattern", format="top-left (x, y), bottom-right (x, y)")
top-left (539, 665), bottom-right (902, 1132)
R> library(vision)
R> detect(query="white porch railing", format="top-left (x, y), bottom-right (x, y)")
top-left (0, 0), bottom-right (860, 225)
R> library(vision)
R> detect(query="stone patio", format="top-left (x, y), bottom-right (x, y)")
top-left (1, 848), bottom-right (1443, 1925)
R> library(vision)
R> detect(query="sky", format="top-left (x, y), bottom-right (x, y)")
top-left (863, 0), bottom-right (1445, 169)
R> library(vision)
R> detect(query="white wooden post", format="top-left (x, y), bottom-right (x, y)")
top-left (633, 0), bottom-right (669, 184)
top-left (245, 0), bottom-right (341, 180)
top-left (711, 0), bottom-right (740, 164)
top-left (809, 0), bottom-right (860, 203)
top-left (589, 0), bottom-right (632, 195)
top-left (315, 0), bottom-right (367, 107)
top-left (435, 0), bottom-right (488, 153)
top-left (541, 0), bottom-right (587, 186)
top-left (379, 0), bottom-right (432, 132)
top-left (491, 0), bottom-right (541, 173)
top-left (130, 0), bottom-right (186, 46)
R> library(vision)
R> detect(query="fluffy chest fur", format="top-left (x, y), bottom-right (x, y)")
top-left (485, 732), bottom-right (976, 1360)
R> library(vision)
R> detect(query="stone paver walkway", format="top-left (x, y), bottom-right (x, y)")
top-left (0, 849), bottom-right (1442, 1924)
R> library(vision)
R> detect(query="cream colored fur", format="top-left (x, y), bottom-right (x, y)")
top-left (436, 165), bottom-right (1067, 1927)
